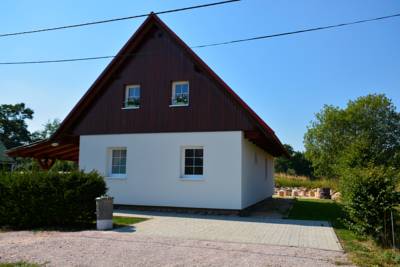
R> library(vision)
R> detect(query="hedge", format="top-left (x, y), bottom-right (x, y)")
top-left (340, 166), bottom-right (399, 245)
top-left (0, 171), bottom-right (107, 228)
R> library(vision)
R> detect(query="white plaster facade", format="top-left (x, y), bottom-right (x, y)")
top-left (79, 131), bottom-right (274, 210)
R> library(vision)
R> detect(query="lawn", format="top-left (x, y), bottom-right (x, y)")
top-left (112, 216), bottom-right (148, 227)
top-left (288, 198), bottom-right (400, 267)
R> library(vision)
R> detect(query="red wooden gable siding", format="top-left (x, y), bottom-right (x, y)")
top-left (72, 25), bottom-right (255, 136)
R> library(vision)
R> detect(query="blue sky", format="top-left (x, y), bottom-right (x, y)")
top-left (1, 0), bottom-right (399, 151)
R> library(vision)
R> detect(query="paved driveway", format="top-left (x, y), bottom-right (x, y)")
top-left (114, 210), bottom-right (342, 251)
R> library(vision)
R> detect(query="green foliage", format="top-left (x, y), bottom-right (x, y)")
top-left (30, 119), bottom-right (60, 142)
top-left (287, 198), bottom-right (345, 224)
top-left (0, 103), bottom-right (34, 149)
top-left (304, 94), bottom-right (400, 178)
top-left (0, 262), bottom-right (40, 267)
top-left (274, 144), bottom-right (314, 177)
top-left (112, 216), bottom-right (148, 226)
top-left (275, 175), bottom-right (338, 190)
top-left (0, 171), bottom-right (107, 228)
top-left (288, 198), bottom-right (400, 266)
top-left (340, 166), bottom-right (399, 245)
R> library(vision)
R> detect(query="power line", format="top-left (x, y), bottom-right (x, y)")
top-left (191, 12), bottom-right (400, 48)
top-left (0, 0), bottom-right (239, 38)
top-left (1, 11), bottom-right (399, 65)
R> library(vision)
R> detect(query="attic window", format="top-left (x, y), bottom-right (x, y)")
top-left (171, 81), bottom-right (189, 107)
top-left (124, 85), bottom-right (140, 109)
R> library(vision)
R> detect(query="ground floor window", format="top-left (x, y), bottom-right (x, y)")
top-left (182, 147), bottom-right (203, 178)
top-left (109, 148), bottom-right (127, 178)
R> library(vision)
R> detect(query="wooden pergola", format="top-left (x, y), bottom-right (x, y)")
top-left (6, 137), bottom-right (79, 170)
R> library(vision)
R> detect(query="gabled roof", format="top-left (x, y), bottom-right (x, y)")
top-left (8, 13), bottom-right (288, 159)
top-left (52, 13), bottom-right (287, 155)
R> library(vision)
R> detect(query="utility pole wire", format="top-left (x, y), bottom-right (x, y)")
top-left (0, 0), bottom-right (239, 38)
top-left (0, 11), bottom-right (399, 65)
top-left (191, 12), bottom-right (400, 48)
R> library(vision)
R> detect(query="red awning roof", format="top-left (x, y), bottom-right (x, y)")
top-left (7, 139), bottom-right (79, 162)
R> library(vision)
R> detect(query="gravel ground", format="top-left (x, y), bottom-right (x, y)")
top-left (0, 230), bottom-right (352, 267)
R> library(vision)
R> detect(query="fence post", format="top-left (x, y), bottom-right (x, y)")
top-left (391, 210), bottom-right (395, 251)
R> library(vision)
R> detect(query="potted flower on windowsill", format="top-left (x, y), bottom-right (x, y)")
top-left (126, 98), bottom-right (140, 107)
top-left (175, 96), bottom-right (188, 105)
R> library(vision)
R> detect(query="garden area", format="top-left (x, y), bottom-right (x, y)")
top-left (275, 94), bottom-right (400, 266)
top-left (288, 198), bottom-right (400, 267)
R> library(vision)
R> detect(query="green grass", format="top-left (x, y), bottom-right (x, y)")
top-left (112, 216), bottom-right (148, 226)
top-left (287, 198), bottom-right (344, 222)
top-left (0, 262), bottom-right (40, 267)
top-left (275, 176), bottom-right (339, 190)
top-left (288, 198), bottom-right (400, 267)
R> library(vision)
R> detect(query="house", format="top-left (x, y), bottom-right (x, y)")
top-left (7, 14), bottom-right (287, 210)
top-left (0, 140), bottom-right (14, 171)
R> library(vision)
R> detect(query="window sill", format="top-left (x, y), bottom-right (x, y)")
top-left (106, 176), bottom-right (127, 180)
top-left (122, 106), bottom-right (140, 110)
top-left (179, 176), bottom-right (205, 181)
top-left (169, 104), bottom-right (189, 108)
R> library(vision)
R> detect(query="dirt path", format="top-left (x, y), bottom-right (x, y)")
top-left (0, 230), bottom-right (352, 267)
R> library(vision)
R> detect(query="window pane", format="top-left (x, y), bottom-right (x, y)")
top-left (184, 167), bottom-right (193, 175)
top-left (120, 165), bottom-right (126, 174)
top-left (175, 85), bottom-right (182, 94)
top-left (112, 150), bottom-right (120, 158)
top-left (134, 88), bottom-right (140, 97)
top-left (112, 166), bottom-right (119, 174)
top-left (181, 84), bottom-right (188, 94)
top-left (120, 149), bottom-right (127, 157)
top-left (194, 149), bottom-right (203, 157)
top-left (185, 157), bottom-right (194, 166)
top-left (194, 158), bottom-right (203, 166)
top-left (185, 149), bottom-right (194, 157)
top-left (112, 157), bottom-right (121, 166)
top-left (194, 167), bottom-right (203, 175)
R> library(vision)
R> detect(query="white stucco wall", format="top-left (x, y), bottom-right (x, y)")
top-left (79, 131), bottom-right (242, 209)
top-left (241, 136), bottom-right (274, 209)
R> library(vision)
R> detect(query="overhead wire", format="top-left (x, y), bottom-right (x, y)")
top-left (0, 11), bottom-right (399, 65)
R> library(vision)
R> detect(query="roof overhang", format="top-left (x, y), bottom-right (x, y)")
top-left (6, 137), bottom-right (79, 162)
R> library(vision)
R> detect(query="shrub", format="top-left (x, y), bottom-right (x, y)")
top-left (0, 171), bottom-right (107, 228)
top-left (340, 166), bottom-right (399, 246)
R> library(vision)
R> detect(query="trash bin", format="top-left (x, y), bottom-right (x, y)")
top-left (96, 195), bottom-right (114, 230)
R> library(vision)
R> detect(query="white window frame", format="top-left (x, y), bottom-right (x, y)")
top-left (107, 147), bottom-right (127, 179)
top-left (123, 85), bottom-right (140, 109)
top-left (170, 81), bottom-right (189, 107)
top-left (180, 146), bottom-right (204, 180)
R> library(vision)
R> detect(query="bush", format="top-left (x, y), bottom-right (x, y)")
top-left (340, 166), bottom-right (399, 245)
top-left (0, 171), bottom-right (107, 228)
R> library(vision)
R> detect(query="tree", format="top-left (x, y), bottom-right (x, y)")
top-left (0, 103), bottom-right (34, 149)
top-left (31, 119), bottom-right (60, 142)
top-left (304, 94), bottom-right (400, 178)
top-left (275, 144), bottom-right (314, 177)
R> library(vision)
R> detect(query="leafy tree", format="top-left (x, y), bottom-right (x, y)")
top-left (275, 144), bottom-right (314, 177)
top-left (0, 103), bottom-right (33, 149)
top-left (304, 94), bottom-right (400, 178)
top-left (31, 119), bottom-right (60, 142)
